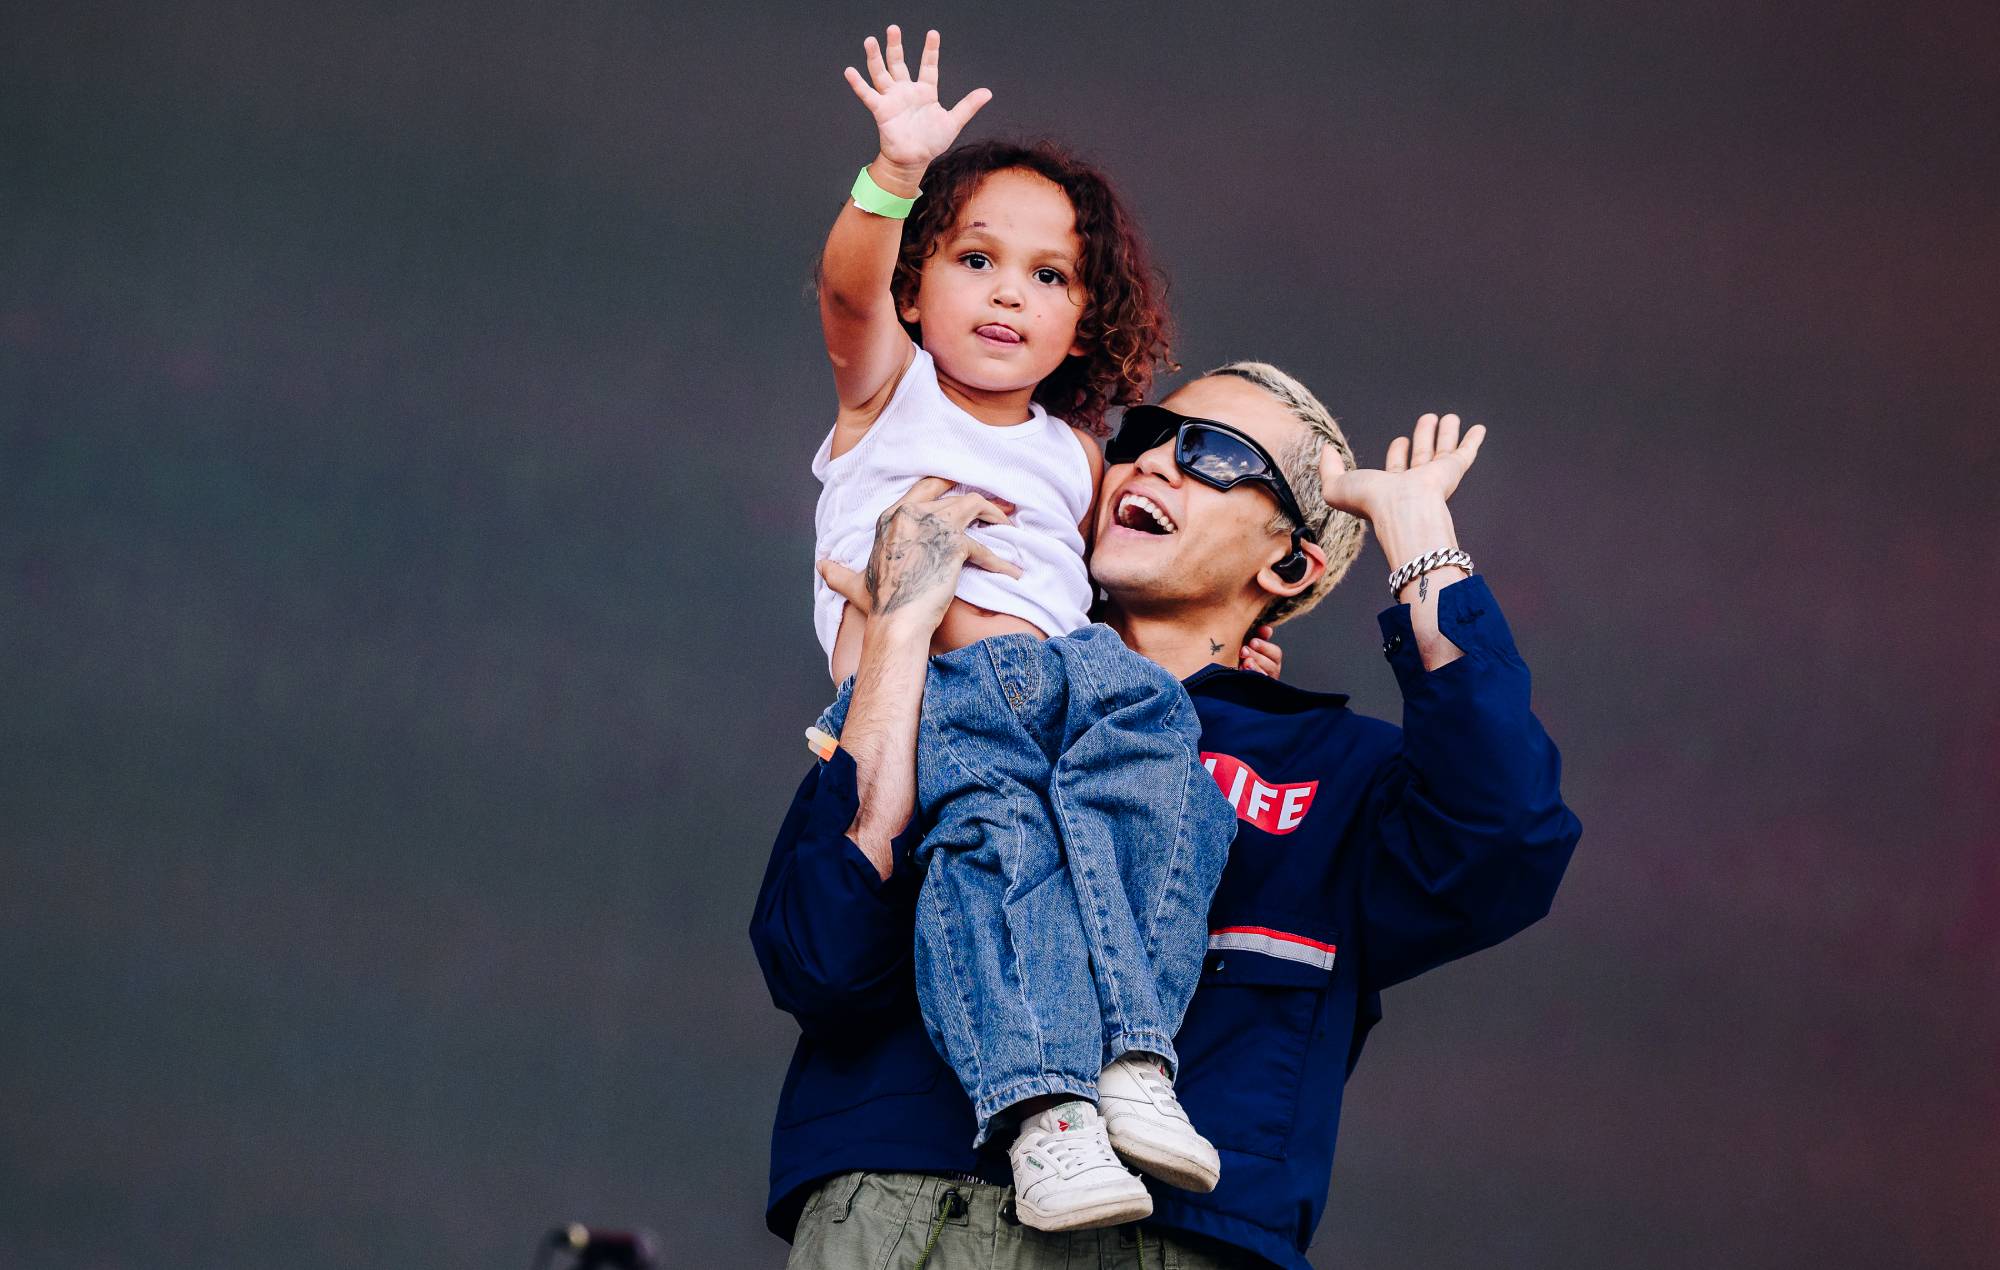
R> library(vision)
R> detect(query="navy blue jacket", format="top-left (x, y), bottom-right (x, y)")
top-left (749, 577), bottom-right (1581, 1269)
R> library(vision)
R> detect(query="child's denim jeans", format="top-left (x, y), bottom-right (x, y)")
top-left (817, 624), bottom-right (1236, 1147)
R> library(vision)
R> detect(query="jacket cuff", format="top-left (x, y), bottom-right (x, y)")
top-left (1376, 574), bottom-right (1519, 688)
top-left (804, 747), bottom-right (917, 893)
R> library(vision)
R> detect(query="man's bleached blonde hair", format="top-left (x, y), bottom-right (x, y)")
top-left (1206, 361), bottom-right (1369, 626)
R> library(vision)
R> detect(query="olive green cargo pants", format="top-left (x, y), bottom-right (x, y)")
top-left (785, 1172), bottom-right (1257, 1269)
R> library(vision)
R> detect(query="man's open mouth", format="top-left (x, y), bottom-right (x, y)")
top-left (1114, 491), bottom-right (1177, 535)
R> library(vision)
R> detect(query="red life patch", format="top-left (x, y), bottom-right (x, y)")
top-left (1201, 752), bottom-right (1318, 835)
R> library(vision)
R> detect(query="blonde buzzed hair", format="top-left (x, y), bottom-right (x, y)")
top-left (1207, 361), bottom-right (1369, 626)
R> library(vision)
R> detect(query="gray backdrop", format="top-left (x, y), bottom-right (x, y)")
top-left (4, 2), bottom-right (1995, 1267)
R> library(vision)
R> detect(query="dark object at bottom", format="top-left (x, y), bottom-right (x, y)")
top-left (533, 1223), bottom-right (659, 1270)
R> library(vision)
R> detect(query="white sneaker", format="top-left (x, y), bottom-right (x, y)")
top-left (1098, 1053), bottom-right (1221, 1192)
top-left (1008, 1100), bottom-right (1153, 1231)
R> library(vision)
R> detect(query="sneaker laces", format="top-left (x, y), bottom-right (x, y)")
top-left (1039, 1123), bottom-right (1123, 1177)
top-left (1129, 1059), bottom-right (1185, 1113)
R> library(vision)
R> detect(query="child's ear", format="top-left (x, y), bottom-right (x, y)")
top-left (1068, 313), bottom-right (1095, 359)
top-left (901, 304), bottom-right (922, 325)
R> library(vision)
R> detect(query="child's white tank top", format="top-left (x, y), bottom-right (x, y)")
top-left (811, 348), bottom-right (1095, 668)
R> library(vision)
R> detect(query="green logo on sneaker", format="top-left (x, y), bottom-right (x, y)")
top-left (1028, 1157), bottom-right (1045, 1169)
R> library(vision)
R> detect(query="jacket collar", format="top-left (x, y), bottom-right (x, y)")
top-left (1182, 663), bottom-right (1350, 714)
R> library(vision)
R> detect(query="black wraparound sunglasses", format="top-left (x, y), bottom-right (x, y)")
top-left (1106, 405), bottom-right (1311, 532)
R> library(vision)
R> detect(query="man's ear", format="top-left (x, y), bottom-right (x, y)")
top-left (1254, 539), bottom-right (1327, 601)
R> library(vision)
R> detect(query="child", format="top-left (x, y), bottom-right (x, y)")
top-left (808, 26), bottom-right (1238, 1232)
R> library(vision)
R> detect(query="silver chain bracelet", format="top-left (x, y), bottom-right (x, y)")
top-left (1387, 547), bottom-right (1475, 600)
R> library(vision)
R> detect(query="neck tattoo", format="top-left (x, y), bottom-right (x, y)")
top-left (1209, 639), bottom-right (1224, 655)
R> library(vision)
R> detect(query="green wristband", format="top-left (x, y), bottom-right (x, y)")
top-left (851, 165), bottom-right (920, 219)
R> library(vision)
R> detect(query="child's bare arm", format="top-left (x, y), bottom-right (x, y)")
top-left (821, 26), bottom-right (991, 411)
top-left (1072, 425), bottom-right (1105, 551)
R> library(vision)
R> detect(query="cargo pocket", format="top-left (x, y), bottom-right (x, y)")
top-left (1174, 950), bottom-right (1334, 1160)
top-left (786, 1172), bottom-right (874, 1266)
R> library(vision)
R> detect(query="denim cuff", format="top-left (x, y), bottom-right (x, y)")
top-left (969, 1074), bottom-right (1102, 1149)
top-left (1103, 1029), bottom-right (1180, 1080)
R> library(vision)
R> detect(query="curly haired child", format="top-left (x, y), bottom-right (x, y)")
top-left (806, 25), bottom-right (1239, 1232)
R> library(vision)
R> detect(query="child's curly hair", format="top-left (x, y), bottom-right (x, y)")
top-left (891, 139), bottom-right (1174, 438)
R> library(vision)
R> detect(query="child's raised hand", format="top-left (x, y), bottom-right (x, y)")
top-left (844, 26), bottom-right (992, 173)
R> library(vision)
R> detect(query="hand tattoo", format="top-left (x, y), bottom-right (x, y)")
top-left (865, 504), bottom-right (960, 616)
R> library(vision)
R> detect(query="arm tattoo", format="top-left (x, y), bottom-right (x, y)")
top-left (1418, 573), bottom-right (1430, 603)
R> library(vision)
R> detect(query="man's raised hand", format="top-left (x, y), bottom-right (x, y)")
top-left (1319, 412), bottom-right (1486, 525)
top-left (843, 27), bottom-right (992, 176)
